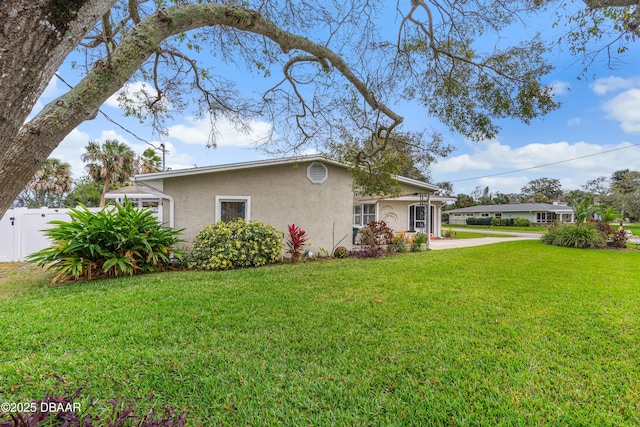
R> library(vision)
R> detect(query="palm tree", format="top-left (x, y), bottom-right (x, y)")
top-left (136, 147), bottom-right (162, 174)
top-left (598, 206), bottom-right (621, 224)
top-left (82, 139), bottom-right (136, 207)
top-left (23, 158), bottom-right (74, 207)
top-left (572, 197), bottom-right (599, 224)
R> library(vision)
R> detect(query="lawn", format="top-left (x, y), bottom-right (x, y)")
top-left (445, 224), bottom-right (548, 234)
top-left (1, 241), bottom-right (639, 426)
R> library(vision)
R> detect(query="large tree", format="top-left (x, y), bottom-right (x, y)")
top-left (520, 177), bottom-right (563, 202)
top-left (0, 0), bottom-right (630, 217)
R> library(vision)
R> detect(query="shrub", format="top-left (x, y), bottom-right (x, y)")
top-left (357, 220), bottom-right (394, 257)
top-left (513, 218), bottom-right (530, 227)
top-left (0, 379), bottom-right (185, 426)
top-left (466, 217), bottom-right (493, 226)
top-left (27, 202), bottom-right (183, 283)
top-left (490, 217), bottom-right (502, 227)
top-left (410, 233), bottom-right (427, 252)
top-left (541, 223), bottom-right (606, 249)
top-left (333, 246), bottom-right (348, 258)
top-left (591, 220), bottom-right (628, 249)
top-left (285, 224), bottom-right (308, 262)
top-left (443, 228), bottom-right (456, 238)
top-left (390, 231), bottom-right (409, 253)
top-left (189, 219), bottom-right (283, 270)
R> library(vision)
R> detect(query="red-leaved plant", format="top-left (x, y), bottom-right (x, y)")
top-left (286, 224), bottom-right (308, 262)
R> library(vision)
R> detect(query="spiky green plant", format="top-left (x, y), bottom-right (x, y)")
top-left (27, 201), bottom-right (183, 282)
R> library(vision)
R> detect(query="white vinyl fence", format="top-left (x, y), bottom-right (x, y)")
top-left (0, 207), bottom-right (100, 262)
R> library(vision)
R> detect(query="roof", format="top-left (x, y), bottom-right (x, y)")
top-left (134, 154), bottom-right (441, 193)
top-left (104, 186), bottom-right (160, 199)
top-left (448, 203), bottom-right (575, 214)
top-left (106, 186), bottom-right (147, 195)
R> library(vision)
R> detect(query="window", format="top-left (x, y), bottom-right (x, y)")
top-left (353, 203), bottom-right (376, 226)
top-left (495, 213), bottom-right (502, 218)
top-left (481, 213), bottom-right (489, 217)
top-left (536, 212), bottom-right (558, 223)
top-left (466, 213), bottom-right (474, 216)
top-left (216, 196), bottom-right (251, 222)
top-left (409, 205), bottom-right (426, 232)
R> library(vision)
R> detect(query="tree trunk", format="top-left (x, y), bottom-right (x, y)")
top-left (0, 3), bottom-right (400, 218)
top-left (99, 174), bottom-right (111, 208)
top-left (0, 0), bottom-right (116, 214)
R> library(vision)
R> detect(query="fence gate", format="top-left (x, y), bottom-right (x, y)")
top-left (0, 210), bottom-right (16, 262)
top-left (0, 207), bottom-right (100, 262)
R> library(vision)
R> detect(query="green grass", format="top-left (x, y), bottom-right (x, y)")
top-left (1, 241), bottom-right (640, 425)
top-left (446, 224), bottom-right (548, 233)
top-left (623, 224), bottom-right (640, 236)
top-left (444, 229), bottom-right (520, 239)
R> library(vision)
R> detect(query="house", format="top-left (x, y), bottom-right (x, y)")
top-left (447, 203), bottom-right (575, 226)
top-left (130, 155), bottom-right (453, 251)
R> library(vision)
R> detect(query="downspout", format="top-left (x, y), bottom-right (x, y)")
top-left (132, 179), bottom-right (175, 229)
top-left (426, 193), bottom-right (431, 251)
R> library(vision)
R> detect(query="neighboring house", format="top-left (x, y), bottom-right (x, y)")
top-left (447, 203), bottom-right (575, 226)
top-left (128, 155), bottom-right (453, 251)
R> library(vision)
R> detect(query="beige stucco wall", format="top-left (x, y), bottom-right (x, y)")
top-left (161, 161), bottom-right (355, 252)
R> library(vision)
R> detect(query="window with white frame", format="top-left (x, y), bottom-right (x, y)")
top-left (536, 212), bottom-right (556, 223)
top-left (495, 213), bottom-right (502, 218)
top-left (353, 203), bottom-right (376, 226)
top-left (216, 196), bottom-right (251, 222)
top-left (409, 204), bottom-right (426, 232)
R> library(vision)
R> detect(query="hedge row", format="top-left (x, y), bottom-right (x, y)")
top-left (466, 217), bottom-right (530, 226)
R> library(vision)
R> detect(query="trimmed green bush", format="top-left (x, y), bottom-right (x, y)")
top-left (466, 217), bottom-right (493, 226)
top-left (490, 217), bottom-right (502, 226)
top-left (513, 218), bottom-right (530, 227)
top-left (27, 202), bottom-right (183, 282)
top-left (189, 219), bottom-right (283, 270)
top-left (541, 223), bottom-right (606, 249)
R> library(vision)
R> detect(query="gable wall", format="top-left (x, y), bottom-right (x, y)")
top-left (162, 161), bottom-right (355, 251)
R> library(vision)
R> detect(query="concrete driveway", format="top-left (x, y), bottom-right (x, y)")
top-left (428, 228), bottom-right (542, 250)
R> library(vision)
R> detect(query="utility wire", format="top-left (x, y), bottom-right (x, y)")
top-left (54, 73), bottom-right (166, 153)
top-left (450, 141), bottom-right (640, 183)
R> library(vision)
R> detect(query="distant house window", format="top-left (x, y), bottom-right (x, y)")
top-left (216, 196), bottom-right (251, 222)
top-left (466, 213), bottom-right (474, 216)
top-left (307, 162), bottom-right (328, 184)
top-left (481, 213), bottom-right (489, 217)
top-left (495, 213), bottom-right (502, 218)
top-left (353, 203), bottom-right (376, 226)
top-left (536, 212), bottom-right (556, 223)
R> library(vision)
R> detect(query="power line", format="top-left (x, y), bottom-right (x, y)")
top-left (53, 73), bottom-right (165, 153)
top-left (450, 141), bottom-right (640, 183)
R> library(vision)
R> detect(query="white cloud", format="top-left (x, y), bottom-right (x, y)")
top-left (567, 117), bottom-right (581, 126)
top-left (167, 116), bottom-right (273, 147)
top-left (50, 128), bottom-right (91, 178)
top-left (602, 88), bottom-right (640, 133)
top-left (591, 76), bottom-right (640, 96)
top-left (551, 80), bottom-right (571, 96)
top-left (433, 139), bottom-right (640, 194)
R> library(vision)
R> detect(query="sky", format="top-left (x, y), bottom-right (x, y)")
top-left (33, 3), bottom-right (640, 198)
